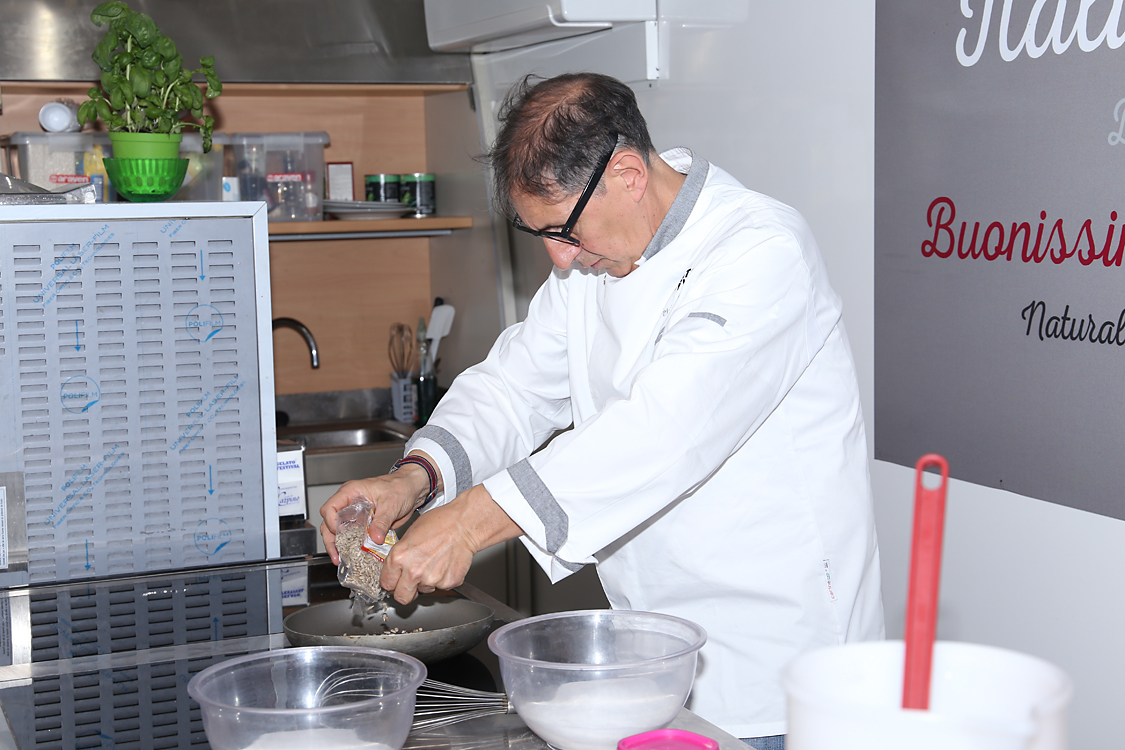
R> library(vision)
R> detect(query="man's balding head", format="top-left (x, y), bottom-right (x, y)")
top-left (487, 73), bottom-right (655, 218)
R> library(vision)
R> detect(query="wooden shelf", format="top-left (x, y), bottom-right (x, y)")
top-left (267, 215), bottom-right (472, 241)
top-left (1, 81), bottom-right (468, 98)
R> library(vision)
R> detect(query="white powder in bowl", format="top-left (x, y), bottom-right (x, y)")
top-left (514, 678), bottom-right (684, 750)
top-left (237, 728), bottom-right (396, 750)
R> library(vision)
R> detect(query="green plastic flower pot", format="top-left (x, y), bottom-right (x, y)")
top-left (108, 131), bottom-right (183, 160)
top-left (102, 158), bottom-right (190, 202)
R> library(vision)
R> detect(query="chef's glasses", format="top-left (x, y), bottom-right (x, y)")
top-left (512, 132), bottom-right (619, 247)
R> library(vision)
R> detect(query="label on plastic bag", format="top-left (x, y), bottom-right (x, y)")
top-left (360, 528), bottom-right (397, 562)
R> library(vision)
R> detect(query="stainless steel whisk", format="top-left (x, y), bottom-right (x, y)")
top-left (314, 670), bottom-right (515, 729)
top-left (388, 323), bottom-right (415, 377)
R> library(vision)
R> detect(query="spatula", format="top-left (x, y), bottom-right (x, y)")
top-left (426, 304), bottom-right (455, 362)
top-left (903, 453), bottom-right (949, 710)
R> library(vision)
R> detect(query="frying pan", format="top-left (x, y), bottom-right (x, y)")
top-left (283, 596), bottom-right (495, 664)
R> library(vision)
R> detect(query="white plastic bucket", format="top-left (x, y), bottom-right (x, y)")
top-left (781, 641), bottom-right (1072, 750)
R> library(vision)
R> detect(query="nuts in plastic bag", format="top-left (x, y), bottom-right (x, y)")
top-left (336, 497), bottom-right (397, 612)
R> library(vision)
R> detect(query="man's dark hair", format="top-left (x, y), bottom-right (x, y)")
top-left (486, 72), bottom-right (655, 219)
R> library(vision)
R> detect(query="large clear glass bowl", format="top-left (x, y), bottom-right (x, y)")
top-left (187, 645), bottom-right (426, 750)
top-left (488, 610), bottom-right (707, 750)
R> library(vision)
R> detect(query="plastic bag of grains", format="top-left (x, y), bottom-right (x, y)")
top-left (335, 498), bottom-right (397, 612)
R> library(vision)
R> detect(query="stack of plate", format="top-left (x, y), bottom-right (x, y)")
top-left (324, 199), bottom-right (414, 221)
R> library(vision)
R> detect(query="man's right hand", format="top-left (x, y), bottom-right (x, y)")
top-left (319, 459), bottom-right (434, 565)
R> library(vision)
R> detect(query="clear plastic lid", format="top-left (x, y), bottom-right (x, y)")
top-left (228, 131), bottom-right (331, 147)
top-left (7, 131), bottom-right (111, 149)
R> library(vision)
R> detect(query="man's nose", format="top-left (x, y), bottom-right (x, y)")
top-left (546, 240), bottom-right (582, 269)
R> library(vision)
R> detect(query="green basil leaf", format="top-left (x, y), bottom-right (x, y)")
top-left (189, 85), bottom-right (203, 110)
top-left (152, 69), bottom-right (166, 87)
top-left (204, 70), bottom-right (222, 98)
top-left (90, 1), bottom-right (130, 26)
top-left (190, 107), bottom-right (203, 119)
top-left (111, 50), bottom-right (133, 68)
top-left (121, 81), bottom-right (135, 105)
top-left (126, 11), bottom-right (158, 48)
top-left (91, 29), bottom-right (119, 72)
top-left (110, 86), bottom-right (125, 111)
top-left (162, 55), bottom-right (182, 79)
top-left (141, 48), bottom-right (161, 69)
top-left (153, 35), bottom-right (177, 60)
top-left (95, 99), bottom-right (113, 122)
top-left (130, 66), bottom-right (151, 98)
top-left (144, 105), bottom-right (163, 119)
top-left (77, 101), bottom-right (97, 126)
top-left (200, 55), bottom-right (215, 68)
top-left (87, 87), bottom-right (103, 100)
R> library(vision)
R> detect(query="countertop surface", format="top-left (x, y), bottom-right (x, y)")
top-left (0, 556), bottom-right (745, 750)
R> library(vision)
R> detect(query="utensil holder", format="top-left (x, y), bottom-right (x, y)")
top-left (391, 373), bottom-right (415, 423)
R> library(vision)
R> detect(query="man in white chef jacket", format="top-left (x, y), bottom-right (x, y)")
top-left (321, 72), bottom-right (884, 748)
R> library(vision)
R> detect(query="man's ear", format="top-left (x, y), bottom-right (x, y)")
top-left (609, 151), bottom-right (649, 204)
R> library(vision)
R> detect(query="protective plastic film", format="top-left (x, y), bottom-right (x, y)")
top-left (0, 212), bottom-right (268, 584)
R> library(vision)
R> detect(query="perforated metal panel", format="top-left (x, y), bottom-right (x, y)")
top-left (0, 649), bottom-right (235, 750)
top-left (0, 206), bottom-right (276, 585)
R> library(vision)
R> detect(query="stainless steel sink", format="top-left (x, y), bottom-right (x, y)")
top-left (275, 389), bottom-right (416, 486)
top-left (278, 420), bottom-right (414, 452)
top-left (278, 426), bottom-right (411, 489)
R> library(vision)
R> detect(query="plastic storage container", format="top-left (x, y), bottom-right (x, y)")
top-left (230, 131), bottom-right (330, 221)
top-left (174, 132), bottom-right (231, 202)
top-left (2, 132), bottom-right (115, 202)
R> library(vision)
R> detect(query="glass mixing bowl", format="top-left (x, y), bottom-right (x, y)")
top-left (187, 646), bottom-right (426, 750)
top-left (488, 610), bottom-right (707, 750)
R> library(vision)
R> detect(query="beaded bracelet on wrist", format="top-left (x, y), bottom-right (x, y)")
top-left (390, 455), bottom-right (438, 509)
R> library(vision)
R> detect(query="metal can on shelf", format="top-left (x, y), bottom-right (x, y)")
top-left (400, 172), bottom-right (435, 216)
top-left (364, 173), bottom-right (400, 202)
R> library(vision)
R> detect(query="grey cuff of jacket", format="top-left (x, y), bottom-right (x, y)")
top-left (405, 425), bottom-right (473, 497)
top-left (507, 459), bottom-right (572, 558)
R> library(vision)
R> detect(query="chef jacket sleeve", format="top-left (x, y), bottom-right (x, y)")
top-left (405, 268), bottom-right (577, 509)
top-left (482, 219), bottom-right (838, 579)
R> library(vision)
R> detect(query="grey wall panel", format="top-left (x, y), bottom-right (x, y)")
top-left (875, 3), bottom-right (1125, 520)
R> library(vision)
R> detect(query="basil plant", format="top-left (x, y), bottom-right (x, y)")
top-left (77, 1), bottom-right (223, 152)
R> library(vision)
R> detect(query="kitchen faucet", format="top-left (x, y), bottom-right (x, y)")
top-left (272, 317), bottom-right (320, 368)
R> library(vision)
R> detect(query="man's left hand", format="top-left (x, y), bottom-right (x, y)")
top-left (380, 483), bottom-right (522, 604)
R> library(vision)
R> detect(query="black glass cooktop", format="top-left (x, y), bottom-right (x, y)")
top-left (0, 558), bottom-right (503, 750)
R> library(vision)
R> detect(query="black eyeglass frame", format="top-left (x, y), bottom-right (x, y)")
top-left (511, 132), bottom-right (619, 247)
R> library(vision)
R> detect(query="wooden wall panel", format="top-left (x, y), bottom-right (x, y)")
top-left (1, 82), bottom-right (461, 197)
top-left (270, 238), bottom-right (432, 395)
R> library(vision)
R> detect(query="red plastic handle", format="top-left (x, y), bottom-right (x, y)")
top-left (902, 453), bottom-right (949, 710)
